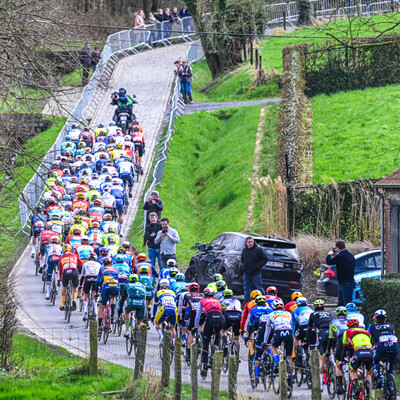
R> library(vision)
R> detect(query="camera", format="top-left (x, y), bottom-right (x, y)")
top-left (162, 229), bottom-right (168, 234)
top-left (332, 248), bottom-right (337, 255)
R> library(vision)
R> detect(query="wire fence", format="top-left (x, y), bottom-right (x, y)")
top-left (16, 17), bottom-right (196, 235)
top-left (266, 0), bottom-right (398, 27)
top-left (141, 40), bottom-right (205, 231)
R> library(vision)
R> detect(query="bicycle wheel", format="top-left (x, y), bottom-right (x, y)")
top-left (272, 369), bottom-right (280, 395)
top-left (294, 363), bottom-right (303, 387)
top-left (117, 315), bottom-right (123, 336)
top-left (261, 352), bottom-right (272, 391)
top-left (79, 296), bottom-right (83, 313)
top-left (126, 328), bottom-right (133, 355)
top-left (103, 315), bottom-right (110, 344)
top-left (384, 372), bottom-right (397, 400)
top-left (222, 343), bottom-right (229, 373)
top-left (196, 333), bottom-right (203, 369)
top-left (231, 341), bottom-right (240, 371)
top-left (64, 289), bottom-right (70, 321)
top-left (248, 354), bottom-right (256, 389)
top-left (42, 271), bottom-right (46, 293)
top-left (362, 379), bottom-right (370, 400)
top-left (35, 257), bottom-right (39, 276)
top-left (286, 361), bottom-right (293, 399)
top-left (306, 368), bottom-right (312, 389)
top-left (327, 361), bottom-right (336, 399)
top-left (51, 279), bottom-right (57, 306)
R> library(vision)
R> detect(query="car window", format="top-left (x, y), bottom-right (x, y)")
top-left (374, 254), bottom-right (382, 269)
top-left (233, 236), bottom-right (246, 251)
top-left (221, 235), bottom-right (238, 251)
top-left (363, 256), bottom-right (376, 269)
top-left (209, 234), bottom-right (226, 250)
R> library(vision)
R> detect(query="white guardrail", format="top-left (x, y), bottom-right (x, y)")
top-left (17, 17), bottom-right (196, 235)
top-left (266, 0), bottom-right (397, 27)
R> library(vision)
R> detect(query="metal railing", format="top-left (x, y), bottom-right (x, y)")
top-left (266, 0), bottom-right (397, 27)
top-left (141, 40), bottom-right (204, 230)
top-left (17, 17), bottom-right (196, 234)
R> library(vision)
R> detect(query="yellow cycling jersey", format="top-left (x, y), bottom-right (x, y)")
top-left (343, 327), bottom-right (372, 350)
top-left (69, 223), bottom-right (88, 236)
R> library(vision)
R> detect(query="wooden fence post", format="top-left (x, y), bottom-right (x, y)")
top-left (174, 337), bottom-right (182, 400)
top-left (190, 343), bottom-right (198, 400)
top-left (283, 11), bottom-right (287, 31)
top-left (370, 389), bottom-right (384, 400)
top-left (228, 355), bottom-right (237, 400)
top-left (255, 48), bottom-right (259, 69)
top-left (89, 319), bottom-right (98, 375)
top-left (279, 359), bottom-right (288, 400)
top-left (310, 349), bottom-right (321, 400)
top-left (134, 324), bottom-right (147, 380)
top-left (211, 351), bottom-right (223, 400)
top-left (161, 330), bottom-right (171, 390)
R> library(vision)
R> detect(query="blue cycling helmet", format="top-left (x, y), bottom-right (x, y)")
top-left (65, 135), bottom-right (71, 142)
top-left (119, 96), bottom-right (128, 104)
top-left (296, 297), bottom-right (308, 307)
top-left (115, 254), bottom-right (125, 263)
top-left (119, 87), bottom-right (126, 96)
top-left (175, 273), bottom-right (185, 282)
top-left (374, 309), bottom-right (387, 321)
top-left (98, 123), bottom-right (104, 128)
top-left (346, 303), bottom-right (357, 312)
top-left (109, 122), bottom-right (116, 126)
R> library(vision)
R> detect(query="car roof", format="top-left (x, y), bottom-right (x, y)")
top-left (354, 249), bottom-right (381, 259)
top-left (222, 232), bottom-right (296, 246)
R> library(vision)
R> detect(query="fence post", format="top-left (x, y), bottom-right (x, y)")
top-left (161, 330), bottom-right (172, 390)
top-left (211, 351), bottom-right (223, 400)
top-left (370, 389), bottom-right (384, 400)
top-left (134, 324), bottom-right (147, 380)
top-left (283, 11), bottom-right (287, 31)
top-left (89, 319), bottom-right (98, 375)
top-left (311, 349), bottom-right (321, 400)
top-left (228, 355), bottom-right (237, 400)
top-left (279, 359), bottom-right (288, 400)
top-left (190, 343), bottom-right (198, 400)
top-left (255, 48), bottom-right (259, 69)
top-left (174, 337), bottom-right (182, 400)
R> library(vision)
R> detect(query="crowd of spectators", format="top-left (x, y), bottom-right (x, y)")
top-left (79, 42), bottom-right (102, 86)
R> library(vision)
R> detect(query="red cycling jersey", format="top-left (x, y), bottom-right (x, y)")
top-left (199, 297), bottom-right (222, 315)
top-left (240, 299), bottom-right (257, 331)
top-left (284, 300), bottom-right (298, 314)
top-left (40, 229), bottom-right (59, 245)
top-left (58, 252), bottom-right (79, 280)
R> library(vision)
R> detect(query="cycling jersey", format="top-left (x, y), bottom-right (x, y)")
top-left (100, 220), bottom-right (119, 234)
top-left (292, 305), bottom-right (313, 332)
top-left (138, 274), bottom-right (156, 298)
top-left (30, 213), bottom-right (47, 236)
top-left (264, 309), bottom-right (292, 342)
top-left (368, 322), bottom-right (397, 345)
top-left (87, 229), bottom-right (103, 251)
top-left (46, 204), bottom-right (63, 218)
top-left (194, 297), bottom-right (222, 328)
top-left (183, 292), bottom-right (204, 316)
top-left (69, 223), bottom-right (88, 236)
top-left (306, 310), bottom-right (332, 351)
top-left (115, 261), bottom-right (130, 281)
top-left (58, 252), bottom-right (79, 281)
top-left (81, 260), bottom-right (101, 277)
top-left (44, 243), bottom-right (63, 265)
top-left (66, 234), bottom-right (83, 250)
top-left (96, 265), bottom-right (119, 290)
top-left (284, 300), bottom-right (298, 313)
top-left (75, 244), bottom-right (95, 267)
top-left (152, 289), bottom-right (177, 325)
top-left (214, 289), bottom-right (225, 301)
top-left (40, 229), bottom-right (59, 247)
top-left (343, 327), bottom-right (372, 352)
top-left (171, 281), bottom-right (187, 295)
top-left (101, 233), bottom-right (120, 247)
top-left (120, 281), bottom-right (146, 319)
top-left (265, 295), bottom-right (282, 308)
top-left (247, 304), bottom-right (272, 334)
top-left (240, 299), bottom-right (257, 331)
top-left (160, 268), bottom-right (172, 279)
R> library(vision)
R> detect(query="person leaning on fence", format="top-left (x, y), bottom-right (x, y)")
top-left (79, 42), bottom-right (91, 86)
top-left (163, 8), bottom-right (174, 39)
top-left (134, 10), bottom-right (146, 46)
top-left (147, 13), bottom-right (158, 46)
top-left (179, 5), bottom-right (192, 36)
top-left (91, 47), bottom-right (101, 71)
top-left (154, 9), bottom-right (165, 42)
top-left (178, 60), bottom-right (193, 104)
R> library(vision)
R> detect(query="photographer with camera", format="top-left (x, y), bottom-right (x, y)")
top-left (154, 217), bottom-right (180, 269)
top-left (110, 88), bottom-right (137, 125)
top-left (143, 190), bottom-right (163, 224)
top-left (326, 240), bottom-right (356, 307)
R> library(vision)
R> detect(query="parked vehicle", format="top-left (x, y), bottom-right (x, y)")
top-left (185, 232), bottom-right (303, 301)
top-left (317, 250), bottom-right (382, 299)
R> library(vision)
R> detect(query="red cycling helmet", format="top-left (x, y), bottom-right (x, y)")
top-left (203, 287), bottom-right (214, 297)
top-left (266, 286), bottom-right (278, 295)
top-left (187, 282), bottom-right (199, 292)
top-left (347, 319), bottom-right (359, 328)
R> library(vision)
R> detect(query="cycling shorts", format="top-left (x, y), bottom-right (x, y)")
top-left (46, 259), bottom-right (59, 283)
top-left (335, 339), bottom-right (344, 362)
top-left (294, 325), bottom-right (308, 341)
top-left (318, 328), bottom-right (329, 356)
top-left (40, 243), bottom-right (48, 255)
top-left (62, 269), bottom-right (79, 288)
top-left (223, 311), bottom-right (242, 337)
top-left (145, 290), bottom-right (154, 300)
top-left (255, 324), bottom-right (266, 361)
top-left (188, 310), bottom-right (204, 331)
top-left (116, 203), bottom-right (124, 215)
top-left (156, 306), bottom-right (177, 326)
top-left (271, 329), bottom-right (293, 356)
top-left (83, 276), bottom-right (97, 294)
top-left (125, 298), bottom-right (146, 321)
top-left (349, 348), bottom-right (373, 371)
top-left (99, 282), bottom-right (120, 306)
top-left (134, 142), bottom-right (143, 157)
top-left (33, 228), bottom-right (42, 238)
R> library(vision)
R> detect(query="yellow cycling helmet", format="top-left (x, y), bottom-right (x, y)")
top-left (63, 244), bottom-right (71, 253)
top-left (291, 291), bottom-right (303, 301)
top-left (250, 290), bottom-right (262, 300)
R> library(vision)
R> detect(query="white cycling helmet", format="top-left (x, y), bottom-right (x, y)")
top-left (159, 279), bottom-right (170, 289)
top-left (166, 259), bottom-right (177, 268)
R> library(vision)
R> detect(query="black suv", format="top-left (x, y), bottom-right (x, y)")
top-left (185, 232), bottom-right (303, 300)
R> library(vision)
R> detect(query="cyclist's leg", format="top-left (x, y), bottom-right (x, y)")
top-left (201, 316), bottom-right (213, 366)
top-left (387, 343), bottom-right (399, 374)
top-left (254, 324), bottom-right (266, 379)
top-left (155, 306), bottom-right (166, 343)
top-left (98, 285), bottom-right (110, 329)
top-left (169, 308), bottom-right (178, 340)
top-left (60, 271), bottom-right (69, 310)
top-left (45, 261), bottom-right (54, 299)
top-left (124, 300), bottom-right (134, 336)
top-left (70, 270), bottom-right (79, 310)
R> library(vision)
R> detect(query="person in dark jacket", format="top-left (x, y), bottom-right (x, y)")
top-left (154, 9), bottom-right (165, 41)
top-left (91, 47), bottom-right (101, 71)
top-left (178, 60), bottom-right (193, 104)
top-left (179, 5), bottom-right (192, 36)
top-left (143, 212), bottom-right (162, 272)
top-left (241, 236), bottom-right (268, 304)
top-left (326, 240), bottom-right (356, 307)
top-left (80, 42), bottom-right (91, 86)
top-left (143, 190), bottom-right (163, 224)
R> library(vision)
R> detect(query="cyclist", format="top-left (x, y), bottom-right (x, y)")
top-left (214, 280), bottom-right (228, 300)
top-left (194, 287), bottom-right (225, 378)
top-left (117, 155), bottom-right (135, 198)
top-left (114, 254), bottom-right (130, 295)
top-left (247, 295), bottom-right (272, 385)
top-left (292, 296), bottom-right (313, 364)
top-left (58, 244), bottom-right (79, 311)
top-left (138, 265), bottom-right (156, 322)
top-left (119, 274), bottom-right (146, 338)
top-left (263, 299), bottom-right (293, 385)
top-left (81, 253), bottom-right (101, 321)
top-left (69, 216), bottom-right (88, 236)
top-left (368, 309), bottom-right (398, 389)
top-left (341, 318), bottom-right (373, 396)
top-left (171, 273), bottom-right (187, 295)
top-left (206, 273), bottom-right (223, 293)
top-left (30, 205), bottom-right (47, 258)
top-left (39, 222), bottom-right (59, 273)
top-left (346, 302), bottom-right (365, 328)
top-left (265, 286), bottom-right (282, 308)
top-left (43, 235), bottom-right (63, 300)
top-left (75, 236), bottom-right (95, 274)
top-left (182, 282), bottom-right (203, 362)
top-left (96, 257), bottom-right (120, 334)
top-left (305, 299), bottom-right (333, 390)
top-left (220, 289), bottom-right (242, 350)
top-left (284, 291), bottom-right (303, 313)
top-left (151, 279), bottom-right (178, 345)
top-left (66, 227), bottom-right (83, 251)
top-left (101, 226), bottom-right (120, 247)
top-left (160, 259), bottom-right (178, 279)
top-left (105, 236), bottom-right (119, 257)
top-left (87, 221), bottom-right (103, 254)
top-left (240, 289), bottom-right (262, 333)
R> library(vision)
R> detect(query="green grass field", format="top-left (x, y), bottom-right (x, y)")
top-left (312, 84), bottom-right (400, 183)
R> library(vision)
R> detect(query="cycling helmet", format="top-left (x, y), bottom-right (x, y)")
top-left (216, 280), bottom-right (227, 291)
top-left (124, 135), bottom-right (132, 141)
top-left (266, 286), bottom-right (278, 295)
top-left (103, 256), bottom-right (112, 265)
top-left (133, 126), bottom-right (140, 132)
top-left (93, 199), bottom-right (102, 206)
top-left (78, 141), bottom-right (85, 148)
top-left (272, 299), bottom-right (284, 310)
top-left (51, 214), bottom-right (60, 220)
top-left (122, 241), bottom-right (130, 249)
top-left (346, 303), bottom-right (357, 312)
top-left (76, 192), bottom-right (85, 199)
top-left (71, 176), bottom-right (78, 183)
top-left (159, 279), bottom-right (170, 289)
top-left (139, 265), bottom-right (150, 274)
top-left (98, 123), bottom-right (104, 128)
top-left (222, 289), bottom-right (233, 298)
top-left (374, 309), bottom-right (387, 322)
top-left (137, 253), bottom-right (147, 262)
top-left (115, 254), bottom-right (125, 263)
top-left (34, 206), bottom-right (42, 212)
top-left (100, 247), bottom-right (108, 256)
top-left (116, 143), bottom-right (123, 149)
top-left (63, 244), bottom-right (71, 252)
top-left (167, 259), bottom-right (177, 268)
top-left (129, 274), bottom-right (139, 283)
top-left (103, 214), bottom-right (112, 221)
top-left (79, 209), bottom-right (87, 216)
top-left (336, 306), bottom-right (347, 316)
top-left (119, 87), bottom-right (126, 95)
top-left (250, 290), bottom-right (262, 300)
top-left (50, 235), bottom-right (59, 243)
top-left (314, 299), bottom-right (325, 310)
top-left (169, 267), bottom-right (179, 278)
top-left (255, 295), bottom-right (267, 305)
top-left (175, 273), bottom-right (185, 282)
top-left (107, 236), bottom-right (116, 244)
top-left (89, 253), bottom-right (97, 261)
top-left (291, 291), bottom-right (303, 301)
top-left (65, 135), bottom-right (71, 141)
top-left (80, 235), bottom-right (89, 243)
top-left (203, 287), bottom-right (214, 297)
top-left (296, 297), bottom-right (307, 307)
top-left (117, 247), bottom-right (126, 254)
top-left (187, 282), bottom-right (199, 292)
top-left (73, 228), bottom-right (81, 235)
top-left (347, 319), bottom-right (359, 328)
top-left (74, 216), bottom-right (82, 223)
top-left (108, 226), bottom-right (117, 233)
top-left (109, 121), bottom-right (116, 126)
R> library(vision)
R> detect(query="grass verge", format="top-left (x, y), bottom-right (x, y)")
top-left (312, 84), bottom-right (400, 183)
top-left (59, 67), bottom-right (94, 86)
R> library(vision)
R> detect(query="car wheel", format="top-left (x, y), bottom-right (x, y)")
top-left (185, 264), bottom-right (197, 282)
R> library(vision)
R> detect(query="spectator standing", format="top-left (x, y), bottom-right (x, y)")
top-left (241, 236), bottom-right (268, 304)
top-left (143, 212), bottom-right (162, 272)
top-left (163, 8), bottom-right (174, 39)
top-left (143, 190), bottom-right (163, 224)
top-left (91, 47), bottom-right (101, 71)
top-left (326, 240), bottom-right (356, 307)
top-left (178, 60), bottom-right (193, 104)
top-left (154, 9), bottom-right (165, 42)
top-left (147, 13), bottom-right (158, 46)
top-left (134, 10), bottom-right (146, 45)
top-left (79, 42), bottom-right (91, 86)
top-left (179, 5), bottom-right (192, 36)
top-left (171, 7), bottom-right (181, 23)
top-left (154, 217), bottom-right (180, 269)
